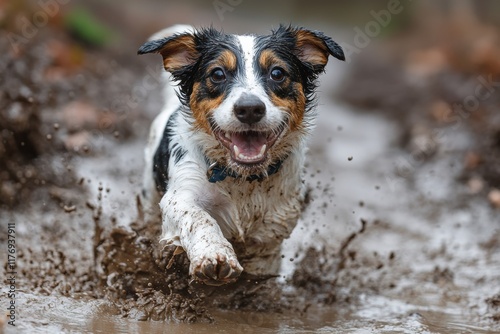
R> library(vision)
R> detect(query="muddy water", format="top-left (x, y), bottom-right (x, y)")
top-left (2, 53), bottom-right (500, 334)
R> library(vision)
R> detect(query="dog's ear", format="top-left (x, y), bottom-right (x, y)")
top-left (286, 26), bottom-right (345, 72)
top-left (138, 33), bottom-right (199, 72)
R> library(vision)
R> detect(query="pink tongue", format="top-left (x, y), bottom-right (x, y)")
top-left (231, 132), bottom-right (267, 156)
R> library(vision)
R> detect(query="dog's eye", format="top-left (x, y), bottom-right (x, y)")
top-left (210, 68), bottom-right (226, 83)
top-left (270, 67), bottom-right (285, 82)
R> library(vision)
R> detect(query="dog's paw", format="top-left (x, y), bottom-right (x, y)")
top-left (190, 251), bottom-right (243, 286)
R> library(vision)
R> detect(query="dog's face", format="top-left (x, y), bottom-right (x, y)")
top-left (139, 25), bottom-right (344, 177)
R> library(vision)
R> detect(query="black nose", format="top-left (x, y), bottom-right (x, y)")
top-left (233, 94), bottom-right (266, 124)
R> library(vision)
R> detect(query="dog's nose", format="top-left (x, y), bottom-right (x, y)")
top-left (233, 94), bottom-right (266, 124)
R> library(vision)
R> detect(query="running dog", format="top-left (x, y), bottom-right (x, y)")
top-left (139, 24), bottom-right (344, 285)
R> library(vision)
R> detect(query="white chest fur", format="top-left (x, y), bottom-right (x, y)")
top-left (209, 158), bottom-right (305, 243)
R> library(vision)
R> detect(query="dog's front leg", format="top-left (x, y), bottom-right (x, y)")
top-left (159, 180), bottom-right (243, 285)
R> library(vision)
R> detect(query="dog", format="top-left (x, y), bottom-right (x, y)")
top-left (138, 24), bottom-right (344, 286)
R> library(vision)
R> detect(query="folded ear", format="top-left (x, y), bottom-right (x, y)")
top-left (290, 27), bottom-right (345, 72)
top-left (138, 33), bottom-right (199, 72)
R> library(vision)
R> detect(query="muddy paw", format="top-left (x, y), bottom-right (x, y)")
top-left (190, 253), bottom-right (243, 286)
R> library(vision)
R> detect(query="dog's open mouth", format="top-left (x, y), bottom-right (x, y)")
top-left (214, 129), bottom-right (282, 165)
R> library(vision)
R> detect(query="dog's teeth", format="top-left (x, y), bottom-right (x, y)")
top-left (233, 144), bottom-right (267, 161)
top-left (225, 132), bottom-right (231, 140)
top-left (259, 145), bottom-right (266, 157)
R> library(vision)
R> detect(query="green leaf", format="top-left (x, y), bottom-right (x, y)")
top-left (64, 8), bottom-right (114, 47)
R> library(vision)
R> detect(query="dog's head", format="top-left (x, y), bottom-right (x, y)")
top-left (139, 25), bottom-right (344, 178)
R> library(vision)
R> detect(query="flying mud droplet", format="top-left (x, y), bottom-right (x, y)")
top-left (488, 188), bottom-right (500, 208)
top-left (63, 205), bottom-right (76, 213)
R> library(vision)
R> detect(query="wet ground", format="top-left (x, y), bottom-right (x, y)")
top-left (1, 3), bottom-right (500, 333)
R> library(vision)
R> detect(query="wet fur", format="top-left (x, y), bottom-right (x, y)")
top-left (139, 25), bottom-right (344, 285)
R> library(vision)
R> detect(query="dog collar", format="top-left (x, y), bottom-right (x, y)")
top-left (207, 159), bottom-right (285, 183)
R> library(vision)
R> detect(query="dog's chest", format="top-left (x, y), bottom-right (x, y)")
top-left (208, 168), bottom-right (305, 248)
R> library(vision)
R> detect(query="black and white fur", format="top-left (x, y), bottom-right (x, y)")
top-left (139, 24), bottom-right (344, 285)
